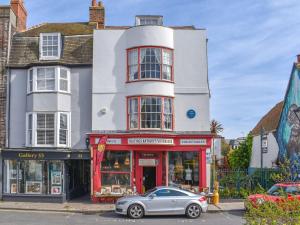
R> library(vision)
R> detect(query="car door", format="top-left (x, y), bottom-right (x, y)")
top-left (141, 189), bottom-right (177, 215)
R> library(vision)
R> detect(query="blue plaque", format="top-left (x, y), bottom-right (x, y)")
top-left (187, 109), bottom-right (196, 119)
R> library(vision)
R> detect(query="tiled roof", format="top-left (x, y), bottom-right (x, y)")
top-left (16, 22), bottom-right (96, 37)
top-left (8, 22), bottom-right (197, 67)
top-left (251, 101), bottom-right (284, 136)
top-left (8, 35), bottom-right (93, 67)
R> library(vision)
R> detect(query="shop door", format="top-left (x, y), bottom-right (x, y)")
top-left (135, 152), bottom-right (163, 193)
top-left (143, 167), bottom-right (156, 191)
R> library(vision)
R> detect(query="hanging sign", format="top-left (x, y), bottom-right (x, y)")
top-left (128, 138), bottom-right (174, 145)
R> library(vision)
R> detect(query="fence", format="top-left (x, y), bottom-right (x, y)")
top-left (216, 168), bottom-right (278, 199)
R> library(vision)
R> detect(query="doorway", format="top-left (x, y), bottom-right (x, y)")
top-left (143, 167), bottom-right (156, 192)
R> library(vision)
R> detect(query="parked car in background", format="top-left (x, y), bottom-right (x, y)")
top-left (247, 183), bottom-right (300, 207)
top-left (115, 186), bottom-right (208, 219)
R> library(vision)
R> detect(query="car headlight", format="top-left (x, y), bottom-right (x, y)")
top-left (256, 198), bottom-right (264, 205)
top-left (117, 201), bottom-right (128, 205)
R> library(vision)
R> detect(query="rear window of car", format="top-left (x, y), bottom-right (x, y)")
top-left (267, 185), bottom-right (300, 196)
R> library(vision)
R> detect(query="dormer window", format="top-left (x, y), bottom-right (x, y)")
top-left (135, 16), bottom-right (163, 26)
top-left (40, 33), bottom-right (61, 60)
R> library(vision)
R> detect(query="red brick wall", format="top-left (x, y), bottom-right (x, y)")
top-left (89, 1), bottom-right (105, 29)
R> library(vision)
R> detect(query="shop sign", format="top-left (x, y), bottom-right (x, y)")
top-left (128, 138), bottom-right (174, 145)
top-left (18, 153), bottom-right (45, 159)
top-left (180, 139), bottom-right (207, 145)
top-left (107, 138), bottom-right (122, 145)
top-left (139, 159), bottom-right (158, 166)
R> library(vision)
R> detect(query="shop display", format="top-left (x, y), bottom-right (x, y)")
top-left (51, 186), bottom-right (62, 195)
top-left (51, 171), bottom-right (62, 185)
top-left (10, 183), bottom-right (17, 194)
top-left (25, 181), bottom-right (42, 194)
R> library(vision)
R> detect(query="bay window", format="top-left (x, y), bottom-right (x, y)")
top-left (128, 96), bottom-right (174, 130)
top-left (127, 47), bottom-right (173, 82)
top-left (27, 66), bottom-right (70, 93)
top-left (26, 112), bottom-right (70, 147)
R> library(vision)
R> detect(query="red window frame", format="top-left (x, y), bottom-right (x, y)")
top-left (100, 150), bottom-right (132, 187)
top-left (127, 95), bottom-right (174, 131)
top-left (126, 46), bottom-right (174, 83)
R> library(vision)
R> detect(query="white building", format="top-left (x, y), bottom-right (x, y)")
top-left (89, 15), bottom-right (213, 201)
top-left (250, 101), bottom-right (283, 169)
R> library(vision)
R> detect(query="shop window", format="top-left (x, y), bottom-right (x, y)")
top-left (127, 47), bottom-right (173, 82)
top-left (100, 151), bottom-right (132, 195)
top-left (3, 160), bottom-right (63, 195)
top-left (127, 96), bottom-right (173, 130)
top-left (168, 152), bottom-right (199, 192)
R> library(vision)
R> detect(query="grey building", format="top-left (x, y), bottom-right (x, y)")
top-left (2, 2), bottom-right (104, 202)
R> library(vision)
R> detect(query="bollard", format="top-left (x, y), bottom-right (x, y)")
top-left (212, 181), bottom-right (219, 205)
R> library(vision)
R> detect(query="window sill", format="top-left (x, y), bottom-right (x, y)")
top-left (27, 91), bottom-right (71, 95)
top-left (126, 79), bottom-right (175, 84)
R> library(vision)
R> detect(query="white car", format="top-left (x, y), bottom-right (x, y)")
top-left (115, 186), bottom-right (208, 219)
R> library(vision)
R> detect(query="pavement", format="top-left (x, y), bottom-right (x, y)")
top-left (0, 200), bottom-right (245, 214)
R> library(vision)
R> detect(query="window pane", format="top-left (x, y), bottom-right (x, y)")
top-left (59, 114), bottom-right (68, 145)
top-left (101, 151), bottom-right (131, 172)
top-left (60, 69), bottom-right (68, 79)
top-left (41, 34), bottom-right (59, 58)
top-left (168, 152), bottom-right (199, 190)
top-left (140, 48), bottom-right (161, 79)
top-left (60, 80), bottom-right (68, 91)
top-left (3, 160), bottom-right (18, 194)
top-left (37, 114), bottom-right (55, 145)
top-left (140, 97), bottom-right (162, 129)
top-left (19, 160), bottom-right (48, 194)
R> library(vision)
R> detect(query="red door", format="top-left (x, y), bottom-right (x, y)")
top-left (135, 152), bottom-right (163, 193)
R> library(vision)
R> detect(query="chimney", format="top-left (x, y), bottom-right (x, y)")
top-left (10, 0), bottom-right (27, 32)
top-left (89, 0), bottom-right (105, 29)
top-left (297, 55), bottom-right (300, 64)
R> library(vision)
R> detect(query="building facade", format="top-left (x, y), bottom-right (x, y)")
top-left (0, 0), bottom-right (26, 201)
top-left (1, 1), bottom-right (106, 202)
top-left (250, 101), bottom-right (283, 169)
top-left (277, 56), bottom-right (300, 168)
top-left (89, 15), bottom-right (212, 202)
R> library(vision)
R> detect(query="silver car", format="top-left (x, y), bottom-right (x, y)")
top-left (115, 186), bottom-right (208, 219)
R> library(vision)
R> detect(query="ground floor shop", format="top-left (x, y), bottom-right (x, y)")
top-left (89, 133), bottom-right (212, 203)
top-left (1, 150), bottom-right (90, 202)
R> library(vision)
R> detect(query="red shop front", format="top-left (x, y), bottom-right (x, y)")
top-left (89, 133), bottom-right (212, 203)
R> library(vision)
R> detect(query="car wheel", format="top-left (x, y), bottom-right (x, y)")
top-left (186, 203), bottom-right (201, 219)
top-left (127, 204), bottom-right (144, 219)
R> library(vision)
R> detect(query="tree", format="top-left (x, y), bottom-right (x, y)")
top-left (221, 139), bottom-right (231, 157)
top-left (210, 119), bottom-right (224, 135)
top-left (228, 134), bottom-right (253, 169)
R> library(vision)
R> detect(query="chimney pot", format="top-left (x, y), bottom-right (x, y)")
top-left (92, 0), bottom-right (97, 7)
top-left (297, 55), bottom-right (300, 63)
top-left (10, 0), bottom-right (27, 32)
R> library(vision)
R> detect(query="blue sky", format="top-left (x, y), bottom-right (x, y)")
top-left (2, 0), bottom-right (299, 138)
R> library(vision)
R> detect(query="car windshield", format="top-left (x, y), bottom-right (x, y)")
top-left (267, 185), bottom-right (300, 196)
top-left (142, 188), bottom-right (157, 197)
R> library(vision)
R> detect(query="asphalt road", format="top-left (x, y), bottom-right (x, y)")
top-left (0, 210), bottom-right (245, 225)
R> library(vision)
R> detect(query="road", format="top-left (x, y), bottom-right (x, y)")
top-left (0, 210), bottom-right (245, 225)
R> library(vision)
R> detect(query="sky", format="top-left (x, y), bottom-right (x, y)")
top-left (1, 0), bottom-right (299, 139)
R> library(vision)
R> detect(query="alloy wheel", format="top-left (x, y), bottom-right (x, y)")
top-left (186, 204), bottom-right (201, 218)
top-left (128, 204), bottom-right (144, 219)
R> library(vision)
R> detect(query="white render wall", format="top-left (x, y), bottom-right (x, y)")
top-left (250, 133), bottom-right (279, 168)
top-left (92, 26), bottom-right (210, 132)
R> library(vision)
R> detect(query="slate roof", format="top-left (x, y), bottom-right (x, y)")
top-left (7, 22), bottom-right (197, 68)
top-left (251, 101), bottom-right (284, 136)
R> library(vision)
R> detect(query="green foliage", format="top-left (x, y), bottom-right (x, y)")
top-left (221, 139), bottom-right (230, 157)
top-left (228, 134), bottom-right (253, 169)
top-left (245, 197), bottom-right (300, 225)
top-left (271, 158), bottom-right (295, 183)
